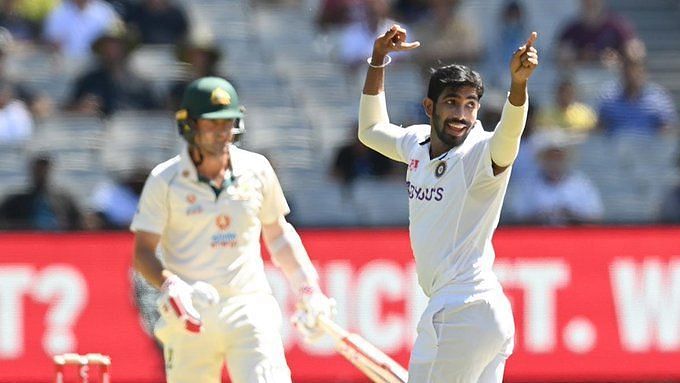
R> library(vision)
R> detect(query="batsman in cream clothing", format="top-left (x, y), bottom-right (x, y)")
top-left (357, 26), bottom-right (539, 382)
top-left (131, 77), bottom-right (334, 383)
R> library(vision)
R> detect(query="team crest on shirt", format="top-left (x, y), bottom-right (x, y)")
top-left (435, 161), bottom-right (447, 178)
top-left (216, 214), bottom-right (231, 230)
top-left (212, 215), bottom-right (237, 247)
top-left (409, 159), bottom-right (420, 171)
top-left (186, 194), bottom-right (197, 204)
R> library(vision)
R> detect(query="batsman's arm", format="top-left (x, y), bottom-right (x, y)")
top-left (262, 216), bottom-right (319, 293)
top-left (359, 25), bottom-right (419, 162)
top-left (133, 230), bottom-right (173, 289)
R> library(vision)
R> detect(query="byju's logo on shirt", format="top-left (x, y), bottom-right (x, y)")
top-left (407, 181), bottom-right (444, 201)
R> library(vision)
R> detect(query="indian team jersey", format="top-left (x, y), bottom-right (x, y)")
top-left (395, 122), bottom-right (511, 298)
top-left (130, 144), bottom-right (290, 296)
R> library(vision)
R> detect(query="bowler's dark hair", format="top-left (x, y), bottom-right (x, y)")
top-left (427, 64), bottom-right (484, 102)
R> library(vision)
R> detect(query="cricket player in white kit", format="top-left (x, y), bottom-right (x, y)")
top-left (358, 26), bottom-right (539, 382)
top-left (131, 77), bottom-right (334, 383)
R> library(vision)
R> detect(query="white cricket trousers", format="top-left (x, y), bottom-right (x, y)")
top-left (154, 293), bottom-right (291, 383)
top-left (408, 289), bottom-right (515, 383)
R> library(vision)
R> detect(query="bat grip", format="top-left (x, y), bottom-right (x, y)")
top-left (317, 314), bottom-right (349, 340)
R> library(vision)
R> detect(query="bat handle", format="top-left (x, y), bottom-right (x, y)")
top-left (317, 314), bottom-right (350, 340)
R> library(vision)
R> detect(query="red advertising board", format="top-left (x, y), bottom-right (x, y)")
top-left (0, 228), bottom-right (679, 382)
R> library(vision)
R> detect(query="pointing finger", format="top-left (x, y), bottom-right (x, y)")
top-left (525, 31), bottom-right (538, 48)
top-left (399, 41), bottom-right (421, 50)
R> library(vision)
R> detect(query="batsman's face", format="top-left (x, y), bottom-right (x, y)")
top-left (425, 86), bottom-right (480, 148)
top-left (195, 118), bottom-right (235, 155)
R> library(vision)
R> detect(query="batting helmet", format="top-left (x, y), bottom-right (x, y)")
top-left (176, 77), bottom-right (245, 144)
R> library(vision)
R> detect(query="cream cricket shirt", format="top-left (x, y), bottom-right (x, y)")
top-left (131, 144), bottom-right (290, 296)
top-left (391, 98), bottom-right (527, 299)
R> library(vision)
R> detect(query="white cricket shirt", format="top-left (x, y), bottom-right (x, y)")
top-left (130, 144), bottom-right (290, 296)
top-left (396, 122), bottom-right (512, 298)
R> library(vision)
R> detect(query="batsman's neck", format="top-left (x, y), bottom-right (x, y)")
top-left (193, 148), bottom-right (231, 182)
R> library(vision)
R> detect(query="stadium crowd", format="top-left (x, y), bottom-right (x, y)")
top-left (0, 0), bottom-right (678, 230)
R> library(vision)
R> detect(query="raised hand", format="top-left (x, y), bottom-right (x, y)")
top-left (372, 24), bottom-right (420, 60)
top-left (510, 32), bottom-right (539, 84)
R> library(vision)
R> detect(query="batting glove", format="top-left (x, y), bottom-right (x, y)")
top-left (157, 275), bottom-right (219, 333)
top-left (292, 285), bottom-right (336, 342)
top-left (191, 281), bottom-right (220, 309)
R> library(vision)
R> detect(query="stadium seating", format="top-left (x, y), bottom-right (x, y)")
top-left (0, 0), bottom-right (678, 227)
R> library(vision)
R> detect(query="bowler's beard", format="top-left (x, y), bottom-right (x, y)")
top-left (432, 106), bottom-right (473, 149)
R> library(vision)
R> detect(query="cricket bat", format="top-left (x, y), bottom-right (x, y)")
top-left (317, 315), bottom-right (409, 383)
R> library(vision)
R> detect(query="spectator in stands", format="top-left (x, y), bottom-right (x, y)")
top-left (0, 29), bottom-right (55, 121)
top-left (124, 0), bottom-right (189, 45)
top-left (393, 0), bottom-right (429, 23)
top-left (167, 32), bottom-right (231, 111)
top-left (556, 0), bottom-right (643, 67)
top-left (332, 125), bottom-right (398, 185)
top-left (338, 0), bottom-right (405, 71)
top-left (510, 131), bottom-right (603, 225)
top-left (0, 80), bottom-right (33, 144)
top-left (412, 0), bottom-right (482, 74)
top-left (43, 0), bottom-right (119, 59)
top-left (316, 0), bottom-right (356, 31)
top-left (484, 1), bottom-right (528, 88)
top-left (536, 78), bottom-right (597, 135)
top-left (598, 57), bottom-right (678, 135)
top-left (0, 0), bottom-right (40, 42)
top-left (15, 0), bottom-right (59, 26)
top-left (67, 21), bottom-right (159, 117)
top-left (87, 166), bottom-right (149, 230)
top-left (658, 158), bottom-right (680, 223)
top-left (658, 182), bottom-right (680, 223)
top-left (0, 154), bottom-right (83, 231)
